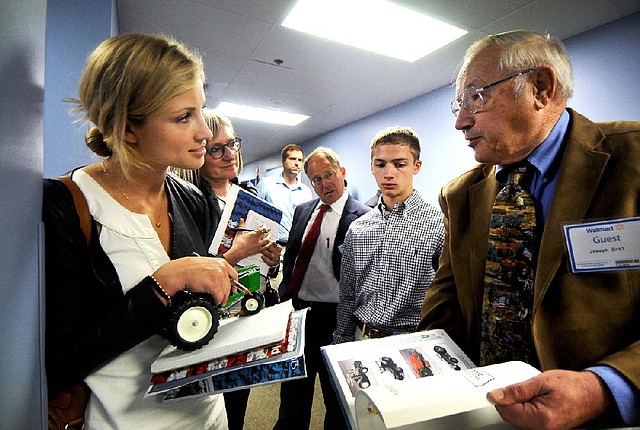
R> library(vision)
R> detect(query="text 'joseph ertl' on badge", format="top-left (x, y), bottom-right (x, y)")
top-left (563, 217), bottom-right (640, 273)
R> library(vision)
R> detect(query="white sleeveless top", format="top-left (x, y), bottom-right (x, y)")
top-left (74, 170), bottom-right (227, 430)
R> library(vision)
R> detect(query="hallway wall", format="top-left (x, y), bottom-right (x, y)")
top-left (0, 0), bottom-right (47, 428)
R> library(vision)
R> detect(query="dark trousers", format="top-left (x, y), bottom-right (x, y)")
top-left (224, 388), bottom-right (250, 430)
top-left (274, 299), bottom-right (348, 430)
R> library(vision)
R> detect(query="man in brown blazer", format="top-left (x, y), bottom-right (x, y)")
top-left (419, 30), bottom-right (639, 428)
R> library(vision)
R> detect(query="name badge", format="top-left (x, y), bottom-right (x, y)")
top-left (563, 217), bottom-right (640, 273)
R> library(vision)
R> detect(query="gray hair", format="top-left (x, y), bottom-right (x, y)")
top-left (458, 30), bottom-right (573, 100)
top-left (304, 147), bottom-right (341, 175)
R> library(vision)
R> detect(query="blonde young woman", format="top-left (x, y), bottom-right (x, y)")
top-left (43, 34), bottom-right (236, 429)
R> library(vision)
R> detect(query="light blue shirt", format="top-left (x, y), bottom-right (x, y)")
top-left (257, 174), bottom-right (312, 244)
top-left (495, 109), bottom-right (568, 225)
top-left (498, 109), bottom-right (639, 425)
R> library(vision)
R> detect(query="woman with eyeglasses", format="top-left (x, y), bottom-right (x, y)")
top-left (194, 111), bottom-right (282, 268)
top-left (174, 110), bottom-right (281, 430)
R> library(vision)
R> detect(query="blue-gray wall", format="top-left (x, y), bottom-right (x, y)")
top-left (0, 1), bottom-right (113, 429)
top-left (0, 1), bottom-right (46, 428)
top-left (44, 0), bottom-right (116, 178)
top-left (243, 12), bottom-right (640, 206)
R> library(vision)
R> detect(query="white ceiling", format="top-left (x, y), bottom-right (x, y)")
top-left (117, 0), bottom-right (640, 163)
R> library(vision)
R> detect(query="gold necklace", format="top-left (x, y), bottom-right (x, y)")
top-left (101, 160), bottom-right (165, 228)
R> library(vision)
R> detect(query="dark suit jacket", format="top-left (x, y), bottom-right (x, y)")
top-left (280, 194), bottom-right (370, 298)
top-left (419, 109), bottom-right (640, 391)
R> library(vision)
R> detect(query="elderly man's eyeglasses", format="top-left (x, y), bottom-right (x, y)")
top-left (310, 170), bottom-right (336, 187)
top-left (206, 138), bottom-right (242, 159)
top-left (450, 68), bottom-right (535, 117)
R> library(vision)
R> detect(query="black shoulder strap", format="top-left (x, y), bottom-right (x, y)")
top-left (56, 176), bottom-right (92, 246)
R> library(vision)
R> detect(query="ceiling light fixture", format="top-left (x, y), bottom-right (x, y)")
top-left (282, 0), bottom-right (467, 63)
top-left (215, 102), bottom-right (310, 126)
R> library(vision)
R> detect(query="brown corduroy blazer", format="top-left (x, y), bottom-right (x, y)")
top-left (419, 109), bottom-right (640, 391)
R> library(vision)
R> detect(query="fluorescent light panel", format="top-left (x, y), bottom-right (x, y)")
top-left (282, 0), bottom-right (467, 63)
top-left (216, 102), bottom-right (310, 126)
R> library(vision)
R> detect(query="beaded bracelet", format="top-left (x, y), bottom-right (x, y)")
top-left (149, 275), bottom-right (172, 307)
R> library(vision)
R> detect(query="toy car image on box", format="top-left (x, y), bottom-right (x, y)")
top-left (162, 265), bottom-right (264, 351)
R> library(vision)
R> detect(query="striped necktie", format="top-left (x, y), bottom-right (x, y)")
top-left (284, 204), bottom-right (330, 299)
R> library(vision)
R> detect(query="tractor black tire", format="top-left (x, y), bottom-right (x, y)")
top-left (263, 284), bottom-right (280, 308)
top-left (164, 291), bottom-right (220, 351)
top-left (240, 291), bottom-right (265, 315)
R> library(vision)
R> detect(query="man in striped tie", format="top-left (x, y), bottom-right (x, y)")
top-left (275, 147), bottom-right (370, 430)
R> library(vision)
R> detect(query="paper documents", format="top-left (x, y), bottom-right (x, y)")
top-left (152, 300), bottom-right (294, 374)
top-left (321, 329), bottom-right (540, 429)
top-left (354, 361), bottom-right (539, 429)
top-left (147, 307), bottom-right (308, 401)
top-left (209, 184), bottom-right (282, 275)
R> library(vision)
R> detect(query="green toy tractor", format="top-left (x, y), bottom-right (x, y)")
top-left (162, 265), bottom-right (264, 351)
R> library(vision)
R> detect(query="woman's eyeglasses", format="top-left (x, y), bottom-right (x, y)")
top-left (206, 138), bottom-right (242, 159)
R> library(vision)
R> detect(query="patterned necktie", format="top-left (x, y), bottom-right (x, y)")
top-left (480, 164), bottom-right (538, 366)
top-left (285, 204), bottom-right (330, 299)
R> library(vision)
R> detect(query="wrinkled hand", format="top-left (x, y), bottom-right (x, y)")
top-left (260, 242), bottom-right (282, 267)
top-left (487, 369), bottom-right (614, 430)
top-left (152, 256), bottom-right (237, 305)
top-left (224, 222), bottom-right (272, 265)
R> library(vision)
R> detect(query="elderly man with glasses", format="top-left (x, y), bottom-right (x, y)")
top-left (419, 30), bottom-right (640, 429)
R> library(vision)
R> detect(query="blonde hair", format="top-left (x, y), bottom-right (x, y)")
top-left (203, 111), bottom-right (243, 174)
top-left (171, 110), bottom-right (244, 187)
top-left (370, 126), bottom-right (421, 161)
top-left (72, 33), bottom-right (205, 176)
